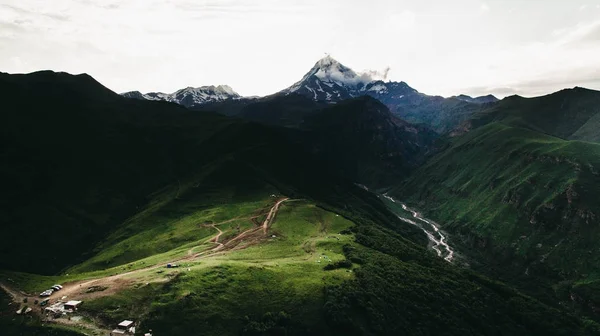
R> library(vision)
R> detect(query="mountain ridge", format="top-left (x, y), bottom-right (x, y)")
top-left (454, 94), bottom-right (499, 104)
top-left (464, 86), bottom-right (600, 142)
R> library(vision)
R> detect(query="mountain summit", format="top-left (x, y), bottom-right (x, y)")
top-left (282, 56), bottom-right (379, 101)
top-left (278, 57), bottom-right (494, 132)
top-left (303, 55), bottom-right (366, 86)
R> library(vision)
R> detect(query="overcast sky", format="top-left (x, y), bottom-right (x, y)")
top-left (1, 0), bottom-right (600, 98)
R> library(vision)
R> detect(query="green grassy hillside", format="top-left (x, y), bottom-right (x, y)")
top-left (394, 121), bottom-right (600, 317)
top-left (467, 87), bottom-right (600, 142)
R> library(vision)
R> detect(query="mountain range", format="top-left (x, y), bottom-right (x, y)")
top-left (2, 62), bottom-right (600, 336)
top-left (121, 56), bottom-right (495, 133)
top-left (122, 84), bottom-right (243, 106)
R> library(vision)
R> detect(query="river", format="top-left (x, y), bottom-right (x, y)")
top-left (382, 194), bottom-right (454, 262)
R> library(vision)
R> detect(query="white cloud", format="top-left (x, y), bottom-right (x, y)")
top-left (445, 18), bottom-right (600, 97)
top-left (361, 67), bottom-right (392, 82)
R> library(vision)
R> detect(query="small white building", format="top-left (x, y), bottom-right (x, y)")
top-left (113, 320), bottom-right (135, 335)
top-left (64, 300), bottom-right (82, 311)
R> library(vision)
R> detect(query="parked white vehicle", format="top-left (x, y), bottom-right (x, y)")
top-left (39, 289), bottom-right (54, 297)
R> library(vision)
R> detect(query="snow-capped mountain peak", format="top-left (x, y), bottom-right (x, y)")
top-left (122, 85), bottom-right (241, 107)
top-left (174, 85), bottom-right (239, 99)
top-left (312, 57), bottom-right (366, 87)
top-left (284, 56), bottom-right (380, 101)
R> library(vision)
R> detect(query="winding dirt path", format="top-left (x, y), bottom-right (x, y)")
top-left (187, 222), bottom-right (227, 256)
top-left (263, 198), bottom-right (289, 233)
top-left (209, 225), bottom-right (224, 250)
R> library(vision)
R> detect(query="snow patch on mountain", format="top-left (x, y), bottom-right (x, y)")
top-left (368, 83), bottom-right (388, 93)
